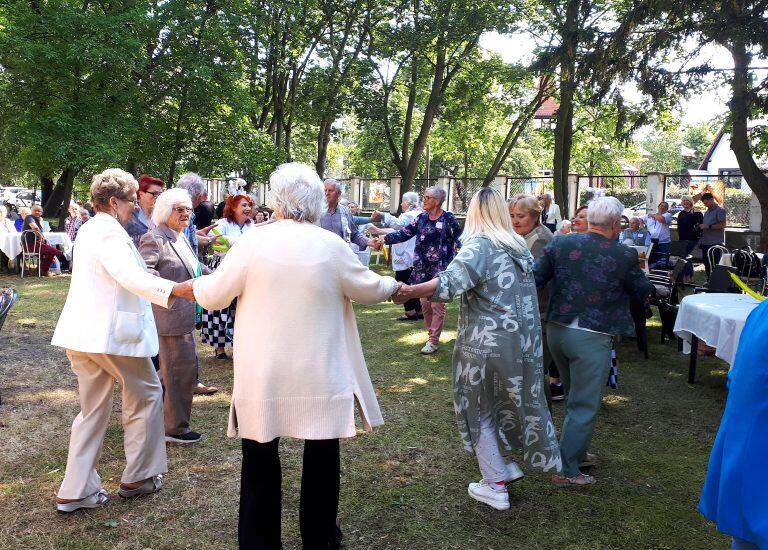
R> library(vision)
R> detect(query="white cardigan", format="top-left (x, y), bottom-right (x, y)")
top-left (51, 213), bottom-right (175, 357)
top-left (193, 219), bottom-right (398, 442)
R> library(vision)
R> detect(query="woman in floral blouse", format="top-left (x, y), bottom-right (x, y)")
top-left (382, 186), bottom-right (462, 354)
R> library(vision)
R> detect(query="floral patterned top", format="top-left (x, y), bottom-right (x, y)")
top-left (384, 210), bottom-right (462, 284)
top-left (534, 233), bottom-right (653, 337)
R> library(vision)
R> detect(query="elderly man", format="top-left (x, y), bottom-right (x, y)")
top-left (697, 192), bottom-right (727, 276)
top-left (21, 203), bottom-right (67, 276)
top-left (619, 217), bottom-right (650, 246)
top-left (125, 174), bottom-right (164, 247)
top-left (176, 172), bottom-right (218, 396)
top-left (381, 186), bottom-right (462, 354)
top-left (319, 179), bottom-right (378, 251)
top-left (535, 196), bottom-right (652, 487)
top-left (540, 193), bottom-right (562, 233)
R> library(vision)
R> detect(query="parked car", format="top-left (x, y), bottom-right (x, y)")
top-left (1, 186), bottom-right (28, 204)
top-left (14, 190), bottom-right (42, 208)
top-left (621, 199), bottom-right (683, 225)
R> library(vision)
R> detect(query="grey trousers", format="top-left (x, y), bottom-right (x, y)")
top-left (158, 333), bottom-right (198, 436)
top-left (547, 323), bottom-right (612, 477)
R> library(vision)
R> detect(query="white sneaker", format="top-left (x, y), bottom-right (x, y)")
top-left (468, 481), bottom-right (510, 510)
top-left (420, 341), bottom-right (438, 354)
top-left (504, 461), bottom-right (525, 484)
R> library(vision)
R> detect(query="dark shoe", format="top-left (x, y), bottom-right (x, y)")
top-left (215, 352), bottom-right (228, 360)
top-left (397, 314), bottom-right (422, 321)
top-left (194, 382), bottom-right (218, 395)
top-left (550, 383), bottom-right (565, 401)
top-left (165, 431), bottom-right (203, 445)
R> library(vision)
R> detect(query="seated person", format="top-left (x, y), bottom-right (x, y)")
top-left (21, 204), bottom-right (67, 276)
top-left (619, 217), bottom-right (650, 246)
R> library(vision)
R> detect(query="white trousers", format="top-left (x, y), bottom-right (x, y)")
top-left (474, 410), bottom-right (507, 484)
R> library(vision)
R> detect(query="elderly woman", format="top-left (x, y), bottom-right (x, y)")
top-left (381, 186), bottom-right (462, 354)
top-left (540, 192), bottom-right (562, 233)
top-left (368, 191), bottom-right (424, 321)
top-left (554, 219), bottom-right (572, 236)
top-left (395, 188), bottom-right (561, 511)
top-left (201, 193), bottom-right (254, 359)
top-left (508, 194), bottom-right (561, 401)
top-left (174, 162), bottom-right (400, 547)
top-left (0, 205), bottom-right (16, 272)
top-left (534, 196), bottom-right (652, 487)
top-left (51, 169), bottom-right (189, 513)
top-left (619, 217), bottom-right (650, 246)
top-left (139, 189), bottom-right (210, 445)
top-left (571, 204), bottom-right (589, 234)
top-left (125, 174), bottom-right (164, 247)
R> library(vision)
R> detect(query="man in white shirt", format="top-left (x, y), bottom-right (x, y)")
top-left (644, 201), bottom-right (673, 269)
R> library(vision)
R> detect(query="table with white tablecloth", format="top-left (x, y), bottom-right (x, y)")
top-left (719, 252), bottom-right (764, 268)
top-left (673, 293), bottom-right (761, 383)
top-left (0, 231), bottom-right (74, 263)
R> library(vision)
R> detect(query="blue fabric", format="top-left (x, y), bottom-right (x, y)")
top-left (699, 299), bottom-right (768, 549)
top-left (185, 211), bottom-right (198, 254)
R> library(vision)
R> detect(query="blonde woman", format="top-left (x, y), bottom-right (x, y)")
top-left (395, 187), bottom-right (561, 511)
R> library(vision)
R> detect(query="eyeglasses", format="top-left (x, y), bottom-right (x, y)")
top-left (118, 197), bottom-right (138, 206)
top-left (173, 207), bottom-right (193, 214)
top-left (144, 191), bottom-right (162, 197)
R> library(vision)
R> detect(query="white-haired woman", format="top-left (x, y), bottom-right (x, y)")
top-left (139, 188), bottom-right (211, 445)
top-left (534, 196), bottom-right (652, 487)
top-left (395, 187), bottom-right (561, 511)
top-left (0, 205), bottom-right (16, 272)
top-left (540, 192), bottom-right (562, 232)
top-left (368, 191), bottom-right (424, 321)
top-left (51, 169), bottom-right (190, 512)
top-left (173, 162), bottom-right (401, 547)
top-left (64, 203), bottom-right (81, 241)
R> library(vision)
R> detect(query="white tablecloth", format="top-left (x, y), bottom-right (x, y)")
top-left (673, 293), bottom-right (761, 366)
top-left (0, 232), bottom-right (73, 261)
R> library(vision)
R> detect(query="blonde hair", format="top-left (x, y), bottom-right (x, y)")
top-left (91, 168), bottom-right (138, 211)
top-left (462, 187), bottom-right (527, 253)
top-left (507, 193), bottom-right (542, 220)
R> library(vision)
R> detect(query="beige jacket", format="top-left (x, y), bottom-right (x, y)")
top-left (193, 219), bottom-right (398, 442)
top-left (51, 213), bottom-right (175, 357)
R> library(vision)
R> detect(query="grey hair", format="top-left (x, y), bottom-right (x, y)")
top-left (339, 198), bottom-right (349, 206)
top-left (176, 172), bottom-right (207, 199)
top-left (323, 178), bottom-right (342, 194)
top-left (151, 188), bottom-right (193, 227)
top-left (402, 191), bottom-right (419, 209)
top-left (91, 168), bottom-right (138, 211)
top-left (681, 195), bottom-right (693, 203)
top-left (587, 196), bottom-right (624, 226)
top-left (542, 192), bottom-right (553, 200)
top-left (507, 193), bottom-right (542, 218)
top-left (425, 186), bottom-right (446, 205)
top-left (268, 163), bottom-right (326, 223)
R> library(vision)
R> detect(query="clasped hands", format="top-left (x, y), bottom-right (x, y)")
top-left (367, 236), bottom-right (386, 250)
top-left (390, 282), bottom-right (415, 304)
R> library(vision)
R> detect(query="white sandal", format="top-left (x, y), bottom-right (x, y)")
top-left (56, 489), bottom-right (108, 513)
top-left (118, 474), bottom-right (164, 498)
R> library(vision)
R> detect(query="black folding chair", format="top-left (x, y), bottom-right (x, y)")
top-left (0, 288), bottom-right (19, 405)
top-left (692, 264), bottom-right (739, 294)
top-left (648, 259), bottom-right (688, 343)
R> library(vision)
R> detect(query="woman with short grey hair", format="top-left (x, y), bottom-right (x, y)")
top-left (140, 188), bottom-right (211, 445)
top-left (534, 196), bottom-right (652, 487)
top-left (173, 161), bottom-right (401, 547)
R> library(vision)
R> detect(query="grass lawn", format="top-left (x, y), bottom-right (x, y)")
top-left (0, 266), bottom-right (730, 549)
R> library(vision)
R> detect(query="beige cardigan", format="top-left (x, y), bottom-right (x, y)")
top-left (193, 219), bottom-right (398, 442)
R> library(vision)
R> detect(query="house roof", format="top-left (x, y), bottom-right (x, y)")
top-left (535, 97), bottom-right (559, 119)
top-left (698, 126), bottom-right (726, 170)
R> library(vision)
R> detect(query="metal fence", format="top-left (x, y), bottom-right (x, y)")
top-left (504, 176), bottom-right (554, 200)
top-left (448, 178), bottom-right (484, 214)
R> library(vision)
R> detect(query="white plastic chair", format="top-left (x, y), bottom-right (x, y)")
top-left (20, 230), bottom-right (42, 278)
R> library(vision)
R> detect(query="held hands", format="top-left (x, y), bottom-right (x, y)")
top-left (171, 280), bottom-right (196, 301)
top-left (368, 237), bottom-right (384, 250)
top-left (392, 284), bottom-right (414, 304)
top-left (370, 210), bottom-right (384, 223)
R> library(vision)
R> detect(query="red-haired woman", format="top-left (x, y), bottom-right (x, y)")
top-left (201, 194), bottom-right (253, 359)
top-left (125, 174), bottom-right (165, 247)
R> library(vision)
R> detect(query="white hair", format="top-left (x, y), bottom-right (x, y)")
top-left (152, 188), bottom-right (193, 227)
top-left (424, 186), bottom-right (446, 204)
top-left (91, 168), bottom-right (138, 211)
top-left (587, 196), bottom-right (624, 226)
top-left (176, 172), bottom-right (207, 199)
top-left (323, 178), bottom-right (342, 194)
top-left (560, 219), bottom-right (571, 229)
top-left (402, 191), bottom-right (419, 209)
top-left (267, 163), bottom-right (326, 223)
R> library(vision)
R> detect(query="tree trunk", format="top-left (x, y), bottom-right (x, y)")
top-left (728, 40), bottom-right (768, 252)
top-left (40, 175), bottom-right (55, 215)
top-left (56, 167), bottom-right (78, 230)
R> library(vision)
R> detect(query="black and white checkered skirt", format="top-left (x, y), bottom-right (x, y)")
top-left (200, 255), bottom-right (236, 348)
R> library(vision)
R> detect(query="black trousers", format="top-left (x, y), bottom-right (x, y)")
top-left (395, 268), bottom-right (421, 314)
top-left (239, 437), bottom-right (340, 550)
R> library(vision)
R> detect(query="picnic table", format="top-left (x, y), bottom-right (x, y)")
top-left (0, 231), bottom-right (74, 262)
top-left (673, 293), bottom-right (761, 383)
